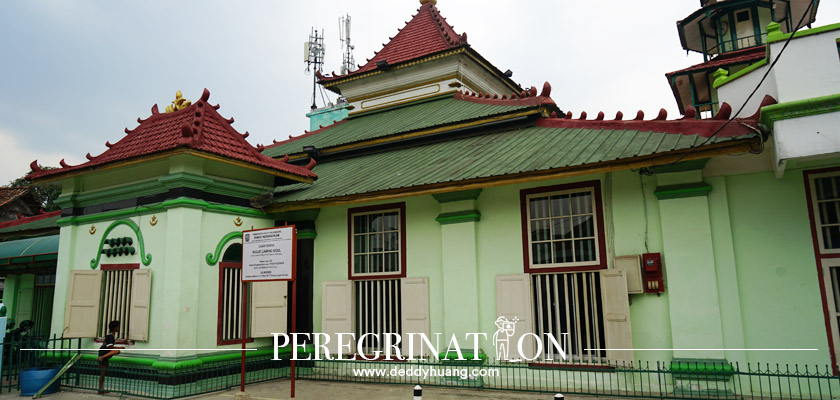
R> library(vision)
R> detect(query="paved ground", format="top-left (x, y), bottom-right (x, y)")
top-left (0, 380), bottom-right (615, 399)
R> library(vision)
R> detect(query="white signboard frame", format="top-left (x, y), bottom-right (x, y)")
top-left (241, 225), bottom-right (296, 282)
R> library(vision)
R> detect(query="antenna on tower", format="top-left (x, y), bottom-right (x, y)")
top-left (339, 14), bottom-right (356, 76)
top-left (304, 27), bottom-right (326, 110)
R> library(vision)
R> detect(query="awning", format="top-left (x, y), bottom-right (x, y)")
top-left (0, 235), bottom-right (59, 271)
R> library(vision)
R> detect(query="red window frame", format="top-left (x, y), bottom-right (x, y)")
top-left (217, 261), bottom-right (253, 346)
top-left (520, 180), bottom-right (608, 273)
top-left (804, 166), bottom-right (840, 375)
top-left (347, 202), bottom-right (407, 281)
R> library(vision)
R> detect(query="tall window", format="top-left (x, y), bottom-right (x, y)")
top-left (806, 170), bottom-right (840, 372)
top-left (348, 203), bottom-right (406, 355)
top-left (217, 244), bottom-right (251, 345)
top-left (521, 182), bottom-right (611, 364)
top-left (99, 267), bottom-right (136, 340)
top-left (521, 181), bottom-right (607, 272)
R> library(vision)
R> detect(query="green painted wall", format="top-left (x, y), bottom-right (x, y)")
top-left (726, 169), bottom-right (831, 366)
top-left (42, 146), bottom-right (840, 368)
top-left (50, 206), bottom-right (277, 360)
top-left (312, 196), bottom-right (445, 341)
top-left (307, 164), bottom-right (840, 367)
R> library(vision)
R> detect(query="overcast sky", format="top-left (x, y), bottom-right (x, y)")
top-left (1, 1), bottom-right (838, 185)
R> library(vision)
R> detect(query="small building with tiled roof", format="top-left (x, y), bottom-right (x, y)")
top-left (0, 187), bottom-right (42, 222)
top-left (23, 89), bottom-right (316, 379)
top-left (14, 0), bottom-right (840, 396)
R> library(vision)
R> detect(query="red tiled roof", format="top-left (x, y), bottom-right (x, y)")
top-left (317, 2), bottom-right (464, 82)
top-left (0, 187), bottom-right (30, 208)
top-left (454, 83), bottom-right (556, 107)
top-left (666, 47), bottom-right (766, 76)
top-left (27, 89), bottom-right (317, 181)
top-left (0, 210), bottom-right (60, 230)
top-left (536, 95), bottom-right (778, 138)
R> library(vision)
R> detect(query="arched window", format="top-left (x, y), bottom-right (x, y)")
top-left (222, 243), bottom-right (242, 263)
top-left (218, 242), bottom-right (250, 345)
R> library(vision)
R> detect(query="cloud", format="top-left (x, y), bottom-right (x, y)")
top-left (0, 126), bottom-right (82, 185)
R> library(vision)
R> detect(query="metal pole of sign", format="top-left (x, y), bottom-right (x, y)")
top-left (240, 225), bottom-right (296, 397)
top-left (241, 270), bottom-right (248, 393)
top-left (290, 222), bottom-right (297, 399)
top-left (291, 277), bottom-right (297, 398)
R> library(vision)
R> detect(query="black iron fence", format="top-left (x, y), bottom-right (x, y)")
top-left (304, 359), bottom-right (840, 400)
top-left (1, 337), bottom-right (839, 399)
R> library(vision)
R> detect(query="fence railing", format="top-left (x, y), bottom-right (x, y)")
top-left (2, 336), bottom-right (839, 399)
top-left (707, 33), bottom-right (768, 57)
top-left (303, 359), bottom-right (840, 400)
top-left (0, 332), bottom-right (76, 394)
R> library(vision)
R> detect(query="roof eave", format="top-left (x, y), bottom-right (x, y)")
top-left (28, 148), bottom-right (316, 185)
top-left (264, 137), bottom-right (760, 213)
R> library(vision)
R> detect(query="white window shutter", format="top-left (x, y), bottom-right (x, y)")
top-left (600, 269), bottom-right (634, 366)
top-left (250, 281), bottom-right (288, 337)
top-left (15, 288), bottom-right (34, 323)
top-left (322, 281), bottom-right (353, 355)
top-left (64, 270), bottom-right (102, 338)
top-left (495, 274), bottom-right (533, 361)
top-left (128, 269), bottom-right (152, 341)
top-left (401, 277), bottom-right (430, 357)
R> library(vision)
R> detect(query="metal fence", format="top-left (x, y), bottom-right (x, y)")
top-left (303, 359), bottom-right (840, 400)
top-left (0, 332), bottom-right (67, 393)
top-left (2, 336), bottom-right (839, 399)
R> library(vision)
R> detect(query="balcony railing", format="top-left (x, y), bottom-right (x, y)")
top-left (707, 33), bottom-right (767, 57)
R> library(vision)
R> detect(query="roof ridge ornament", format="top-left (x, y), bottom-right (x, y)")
top-left (165, 90), bottom-right (192, 113)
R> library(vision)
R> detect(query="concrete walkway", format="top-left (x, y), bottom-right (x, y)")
top-left (0, 380), bottom-right (618, 399)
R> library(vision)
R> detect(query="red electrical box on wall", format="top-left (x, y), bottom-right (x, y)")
top-left (642, 253), bottom-right (664, 293)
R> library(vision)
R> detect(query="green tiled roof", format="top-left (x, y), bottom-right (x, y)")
top-left (271, 126), bottom-right (753, 204)
top-left (262, 96), bottom-right (537, 157)
top-left (0, 215), bottom-right (60, 234)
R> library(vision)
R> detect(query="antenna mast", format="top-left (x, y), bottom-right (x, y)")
top-left (339, 14), bottom-right (356, 76)
top-left (304, 27), bottom-right (326, 110)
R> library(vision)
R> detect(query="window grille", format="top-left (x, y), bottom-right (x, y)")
top-left (100, 269), bottom-right (134, 340)
top-left (531, 272), bottom-right (606, 363)
top-left (220, 265), bottom-right (244, 343)
top-left (355, 279), bottom-right (401, 353)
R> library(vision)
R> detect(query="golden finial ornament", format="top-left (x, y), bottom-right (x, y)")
top-left (165, 90), bottom-right (192, 113)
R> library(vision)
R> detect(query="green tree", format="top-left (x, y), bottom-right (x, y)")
top-left (7, 166), bottom-right (61, 212)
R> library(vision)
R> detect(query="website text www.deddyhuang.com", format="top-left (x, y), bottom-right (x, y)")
top-left (352, 365), bottom-right (500, 380)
